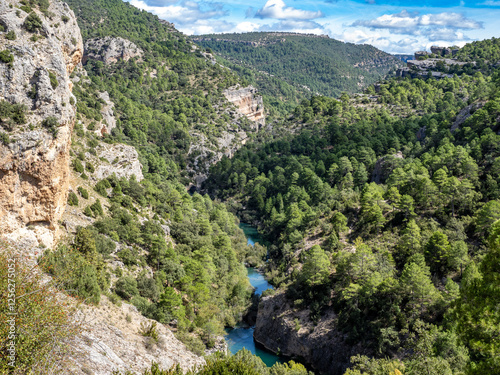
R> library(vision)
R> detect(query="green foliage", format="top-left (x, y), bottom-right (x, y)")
top-left (0, 132), bottom-right (9, 145)
top-left (41, 116), bottom-right (59, 137)
top-left (94, 178), bottom-right (111, 196)
top-left (5, 30), bottom-right (16, 40)
top-left (196, 32), bottom-right (402, 105)
top-left (23, 12), bottom-right (43, 32)
top-left (73, 158), bottom-right (84, 173)
top-left (48, 71), bottom-right (58, 89)
top-left (0, 241), bottom-right (82, 373)
top-left (115, 276), bottom-right (139, 300)
top-left (0, 50), bottom-right (14, 68)
top-left (68, 191), bottom-right (79, 206)
top-left (78, 186), bottom-right (89, 199)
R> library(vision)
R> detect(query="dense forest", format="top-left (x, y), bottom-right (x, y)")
top-left (205, 37), bottom-right (500, 374)
top-left (1, 0), bottom-right (499, 373)
top-left (195, 33), bottom-right (402, 116)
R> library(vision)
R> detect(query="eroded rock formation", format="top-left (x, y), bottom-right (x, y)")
top-left (254, 291), bottom-right (368, 375)
top-left (223, 85), bottom-right (265, 128)
top-left (0, 0), bottom-right (83, 248)
top-left (83, 36), bottom-right (143, 65)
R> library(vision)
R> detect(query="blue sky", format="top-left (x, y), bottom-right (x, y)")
top-left (125, 0), bottom-right (500, 54)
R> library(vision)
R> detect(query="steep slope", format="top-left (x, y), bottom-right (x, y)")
top-left (0, 0), bottom-right (83, 249)
top-left (65, 0), bottom-right (265, 185)
top-left (194, 32), bottom-right (403, 114)
top-left (206, 39), bottom-right (500, 374)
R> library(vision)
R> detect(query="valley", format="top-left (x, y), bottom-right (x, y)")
top-left (0, 0), bottom-right (499, 375)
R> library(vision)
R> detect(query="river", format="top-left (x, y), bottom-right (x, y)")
top-left (224, 223), bottom-right (283, 367)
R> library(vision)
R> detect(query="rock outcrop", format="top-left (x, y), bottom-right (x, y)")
top-left (223, 85), bottom-right (265, 128)
top-left (94, 143), bottom-right (144, 182)
top-left (70, 296), bottom-right (204, 374)
top-left (0, 0), bottom-right (83, 248)
top-left (254, 292), bottom-right (368, 375)
top-left (83, 36), bottom-right (143, 65)
top-left (97, 91), bottom-right (116, 135)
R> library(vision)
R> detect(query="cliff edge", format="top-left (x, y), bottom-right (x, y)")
top-left (0, 0), bottom-right (83, 249)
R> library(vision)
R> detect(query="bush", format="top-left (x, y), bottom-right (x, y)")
top-left (41, 116), bottom-right (58, 137)
top-left (73, 159), bottom-right (84, 173)
top-left (5, 31), bottom-right (16, 40)
top-left (23, 12), bottom-right (43, 32)
top-left (0, 241), bottom-right (83, 373)
top-left (90, 199), bottom-right (104, 217)
top-left (78, 186), bottom-right (89, 199)
top-left (83, 205), bottom-right (93, 217)
top-left (0, 50), bottom-right (14, 68)
top-left (68, 191), bottom-right (79, 206)
top-left (94, 179), bottom-right (111, 197)
top-left (0, 132), bottom-right (9, 145)
top-left (115, 276), bottom-right (139, 300)
top-left (85, 162), bottom-right (95, 173)
top-left (48, 71), bottom-right (58, 89)
top-left (61, 15), bottom-right (69, 23)
top-left (41, 245), bottom-right (102, 305)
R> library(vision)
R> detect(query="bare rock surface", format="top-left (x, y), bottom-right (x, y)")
top-left (97, 91), bottom-right (116, 135)
top-left (69, 297), bottom-right (205, 375)
top-left (0, 0), bottom-right (83, 248)
top-left (84, 36), bottom-right (143, 65)
top-left (95, 143), bottom-right (144, 182)
top-left (254, 291), bottom-right (368, 375)
top-left (223, 85), bottom-right (265, 127)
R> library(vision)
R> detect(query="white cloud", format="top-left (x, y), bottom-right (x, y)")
top-left (353, 10), bottom-right (482, 30)
top-left (129, 0), bottom-right (227, 24)
top-left (260, 19), bottom-right (325, 34)
top-left (255, 0), bottom-right (323, 20)
top-left (479, 0), bottom-right (500, 4)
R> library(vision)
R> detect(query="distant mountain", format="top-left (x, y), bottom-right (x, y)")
top-left (193, 32), bottom-right (403, 114)
top-left (393, 54), bottom-right (414, 62)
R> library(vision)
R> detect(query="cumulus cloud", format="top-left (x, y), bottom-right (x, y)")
top-left (129, 0), bottom-right (227, 24)
top-left (255, 0), bottom-right (323, 20)
top-left (260, 19), bottom-right (326, 34)
top-left (353, 10), bottom-right (482, 30)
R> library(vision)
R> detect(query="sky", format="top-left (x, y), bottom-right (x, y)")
top-left (124, 0), bottom-right (500, 54)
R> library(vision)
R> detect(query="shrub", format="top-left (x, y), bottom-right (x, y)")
top-left (41, 245), bottom-right (102, 305)
top-left (0, 132), bottom-right (9, 145)
top-left (0, 241), bottom-right (83, 373)
top-left (73, 158), bottom-right (84, 173)
top-left (5, 31), bottom-right (16, 40)
top-left (77, 186), bottom-right (89, 199)
top-left (85, 162), bottom-right (95, 173)
top-left (23, 12), bottom-right (43, 32)
top-left (83, 205), bottom-right (93, 217)
top-left (68, 191), bottom-right (79, 206)
top-left (41, 116), bottom-right (58, 137)
top-left (139, 321), bottom-right (159, 342)
top-left (61, 15), bottom-right (69, 23)
top-left (90, 199), bottom-right (104, 217)
top-left (48, 71), bottom-right (58, 89)
top-left (94, 179), bottom-right (111, 197)
top-left (115, 276), bottom-right (139, 300)
top-left (0, 50), bottom-right (14, 68)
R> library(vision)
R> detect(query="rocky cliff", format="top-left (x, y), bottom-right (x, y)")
top-left (0, 0), bottom-right (83, 249)
top-left (254, 291), bottom-right (368, 375)
top-left (83, 36), bottom-right (143, 65)
top-left (223, 85), bottom-right (265, 128)
top-left (70, 296), bottom-right (204, 375)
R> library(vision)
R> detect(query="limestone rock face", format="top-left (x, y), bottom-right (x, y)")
top-left (97, 91), bottom-right (116, 135)
top-left (70, 296), bottom-right (204, 375)
top-left (0, 0), bottom-right (83, 248)
top-left (83, 36), bottom-right (143, 65)
top-left (254, 292), bottom-right (368, 375)
top-left (94, 143), bottom-right (144, 182)
top-left (223, 85), bottom-right (265, 127)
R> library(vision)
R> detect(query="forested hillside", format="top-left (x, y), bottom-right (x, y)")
top-left (206, 38), bottom-right (500, 374)
top-left (194, 32), bottom-right (403, 115)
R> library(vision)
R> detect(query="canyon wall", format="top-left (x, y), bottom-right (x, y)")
top-left (0, 0), bottom-right (83, 249)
